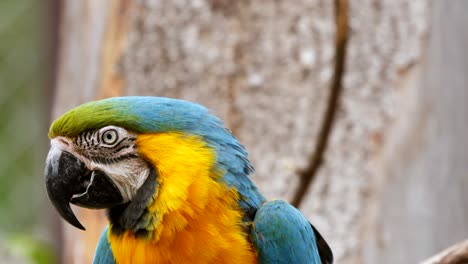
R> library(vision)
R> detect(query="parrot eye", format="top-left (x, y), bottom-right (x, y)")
top-left (102, 129), bottom-right (119, 145)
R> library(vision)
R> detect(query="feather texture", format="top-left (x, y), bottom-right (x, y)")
top-left (50, 97), bottom-right (331, 263)
top-left (49, 97), bottom-right (265, 212)
top-left (93, 226), bottom-right (115, 264)
top-left (251, 200), bottom-right (326, 264)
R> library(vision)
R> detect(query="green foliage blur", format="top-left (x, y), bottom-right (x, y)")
top-left (0, 0), bottom-right (56, 263)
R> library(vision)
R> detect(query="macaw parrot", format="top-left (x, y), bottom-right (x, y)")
top-left (45, 96), bottom-right (333, 264)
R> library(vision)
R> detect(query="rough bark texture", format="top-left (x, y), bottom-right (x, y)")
top-left (301, 0), bottom-right (429, 262)
top-left (52, 0), bottom-right (468, 263)
top-left (121, 0), bottom-right (335, 201)
top-left (364, 1), bottom-right (468, 263)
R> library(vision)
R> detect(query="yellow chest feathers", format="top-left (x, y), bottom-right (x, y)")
top-left (108, 133), bottom-right (257, 264)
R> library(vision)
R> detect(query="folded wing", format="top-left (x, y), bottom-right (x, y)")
top-left (250, 200), bottom-right (333, 264)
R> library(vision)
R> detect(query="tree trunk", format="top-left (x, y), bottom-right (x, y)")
top-left (52, 1), bottom-right (467, 263)
top-left (364, 1), bottom-right (468, 263)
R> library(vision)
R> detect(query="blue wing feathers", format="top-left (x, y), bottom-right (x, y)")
top-left (251, 200), bottom-right (323, 264)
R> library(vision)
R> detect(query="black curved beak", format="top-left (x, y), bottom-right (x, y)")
top-left (45, 145), bottom-right (124, 230)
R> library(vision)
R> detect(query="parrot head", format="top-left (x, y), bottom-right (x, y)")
top-left (45, 96), bottom-right (258, 231)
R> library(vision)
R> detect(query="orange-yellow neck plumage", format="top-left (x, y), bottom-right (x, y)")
top-left (108, 133), bottom-right (257, 263)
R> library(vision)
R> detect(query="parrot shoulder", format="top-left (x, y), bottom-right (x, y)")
top-left (93, 226), bottom-right (116, 264)
top-left (250, 200), bottom-right (333, 264)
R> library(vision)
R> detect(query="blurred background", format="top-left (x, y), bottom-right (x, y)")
top-left (0, 0), bottom-right (56, 263)
top-left (1, 1), bottom-right (467, 264)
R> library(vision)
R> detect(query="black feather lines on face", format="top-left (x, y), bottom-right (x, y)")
top-left (74, 129), bottom-right (138, 165)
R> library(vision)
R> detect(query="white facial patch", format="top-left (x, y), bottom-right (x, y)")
top-left (88, 158), bottom-right (150, 203)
